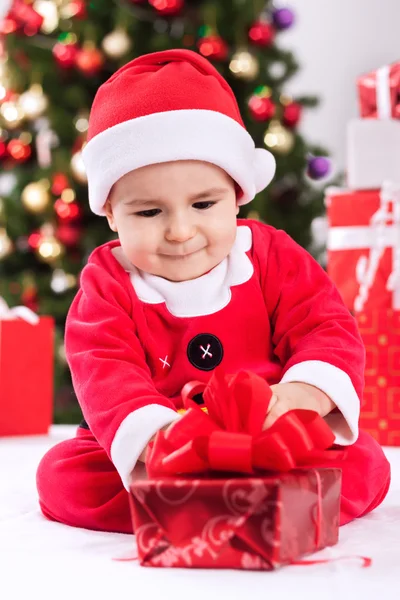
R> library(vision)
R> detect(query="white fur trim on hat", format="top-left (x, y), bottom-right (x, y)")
top-left (82, 109), bottom-right (276, 216)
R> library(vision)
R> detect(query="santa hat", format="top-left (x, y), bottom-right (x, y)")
top-left (82, 49), bottom-right (276, 216)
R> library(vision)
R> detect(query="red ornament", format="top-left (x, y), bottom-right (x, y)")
top-left (198, 35), bottom-right (228, 61)
top-left (56, 224), bottom-right (81, 247)
top-left (7, 139), bottom-right (31, 162)
top-left (0, 140), bottom-right (7, 159)
top-left (8, 0), bottom-right (44, 35)
top-left (148, 0), bottom-right (184, 16)
top-left (28, 231), bottom-right (43, 250)
top-left (0, 17), bottom-right (18, 35)
top-left (52, 173), bottom-right (70, 196)
top-left (68, 0), bottom-right (87, 19)
top-left (248, 95), bottom-right (276, 121)
top-left (75, 46), bottom-right (104, 76)
top-left (248, 20), bottom-right (275, 47)
top-left (54, 199), bottom-right (82, 222)
top-left (53, 42), bottom-right (78, 69)
top-left (282, 102), bottom-right (302, 127)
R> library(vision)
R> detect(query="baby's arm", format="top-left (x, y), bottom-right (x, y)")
top-left (65, 260), bottom-right (180, 490)
top-left (258, 225), bottom-right (365, 443)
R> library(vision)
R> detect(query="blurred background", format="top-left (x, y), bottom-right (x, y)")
top-left (0, 0), bottom-right (399, 425)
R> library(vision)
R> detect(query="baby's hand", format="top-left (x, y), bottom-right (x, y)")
top-left (262, 382), bottom-right (335, 430)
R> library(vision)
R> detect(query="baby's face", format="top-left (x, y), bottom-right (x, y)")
top-left (105, 160), bottom-right (239, 282)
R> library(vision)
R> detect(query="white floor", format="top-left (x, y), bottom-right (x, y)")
top-left (1, 425), bottom-right (400, 600)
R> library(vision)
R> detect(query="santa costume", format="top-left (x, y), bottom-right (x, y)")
top-left (37, 49), bottom-right (390, 534)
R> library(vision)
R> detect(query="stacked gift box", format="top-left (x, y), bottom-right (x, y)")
top-left (326, 61), bottom-right (400, 446)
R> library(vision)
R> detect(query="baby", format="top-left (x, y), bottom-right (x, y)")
top-left (37, 49), bottom-right (390, 534)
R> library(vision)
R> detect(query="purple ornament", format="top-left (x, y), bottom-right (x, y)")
top-left (307, 156), bottom-right (331, 180)
top-left (272, 7), bottom-right (295, 31)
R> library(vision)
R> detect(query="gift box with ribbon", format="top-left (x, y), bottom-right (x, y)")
top-left (129, 370), bottom-right (342, 570)
top-left (356, 309), bottom-right (400, 446)
top-left (0, 298), bottom-right (54, 436)
top-left (347, 61), bottom-right (400, 190)
top-left (326, 183), bottom-right (400, 313)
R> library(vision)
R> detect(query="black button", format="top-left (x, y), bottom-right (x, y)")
top-left (187, 333), bottom-right (223, 371)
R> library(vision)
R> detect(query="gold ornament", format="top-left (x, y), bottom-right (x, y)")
top-left (18, 84), bottom-right (49, 121)
top-left (51, 268), bottom-right (77, 293)
top-left (73, 111), bottom-right (89, 134)
top-left (0, 227), bottom-right (12, 259)
top-left (102, 28), bottom-right (132, 59)
top-left (33, 0), bottom-right (59, 34)
top-left (229, 50), bottom-right (259, 81)
top-left (264, 119), bottom-right (295, 154)
top-left (61, 188), bottom-right (76, 204)
top-left (0, 99), bottom-right (25, 129)
top-left (70, 150), bottom-right (87, 184)
top-left (37, 233), bottom-right (64, 264)
top-left (21, 180), bottom-right (51, 213)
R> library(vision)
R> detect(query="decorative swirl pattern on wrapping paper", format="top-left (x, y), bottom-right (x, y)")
top-left (146, 369), bottom-right (340, 479)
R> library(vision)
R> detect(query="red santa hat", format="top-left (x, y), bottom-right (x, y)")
top-left (82, 49), bottom-right (276, 216)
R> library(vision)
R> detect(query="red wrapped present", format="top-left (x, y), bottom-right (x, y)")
top-left (357, 62), bottom-right (400, 120)
top-left (326, 184), bottom-right (399, 312)
top-left (356, 309), bottom-right (400, 446)
top-left (129, 370), bottom-right (343, 570)
top-left (0, 299), bottom-right (54, 436)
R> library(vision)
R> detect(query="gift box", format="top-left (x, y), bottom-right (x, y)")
top-left (129, 469), bottom-right (341, 570)
top-left (347, 119), bottom-right (400, 190)
top-left (129, 371), bottom-right (343, 570)
top-left (0, 300), bottom-right (54, 436)
top-left (357, 62), bottom-right (400, 120)
top-left (356, 309), bottom-right (400, 446)
top-left (326, 184), bottom-right (399, 312)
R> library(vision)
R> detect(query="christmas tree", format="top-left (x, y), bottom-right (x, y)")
top-left (0, 0), bottom-right (331, 422)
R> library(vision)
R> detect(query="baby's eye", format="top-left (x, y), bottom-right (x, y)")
top-left (135, 209), bottom-right (161, 218)
top-left (193, 201), bottom-right (216, 210)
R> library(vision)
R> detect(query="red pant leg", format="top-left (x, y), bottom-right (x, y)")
top-left (315, 430), bottom-right (391, 526)
top-left (36, 427), bottom-right (133, 534)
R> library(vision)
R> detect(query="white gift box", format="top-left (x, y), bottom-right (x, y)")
top-left (347, 118), bottom-right (400, 190)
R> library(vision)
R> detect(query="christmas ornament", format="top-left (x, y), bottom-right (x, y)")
top-left (56, 223), bottom-right (80, 247)
top-left (229, 50), bottom-right (259, 81)
top-left (248, 20), bottom-right (275, 47)
top-left (272, 7), bottom-right (295, 31)
top-left (7, 0), bottom-right (44, 36)
top-left (74, 110), bottom-right (89, 134)
top-left (248, 87), bottom-right (275, 121)
top-left (0, 227), bottom-right (12, 259)
top-left (54, 199), bottom-right (81, 222)
top-left (198, 35), bottom-right (228, 61)
top-left (33, 0), bottom-right (59, 34)
top-left (70, 149), bottom-right (87, 183)
top-left (36, 230), bottom-right (64, 264)
top-left (53, 42), bottom-right (78, 69)
top-left (21, 283), bottom-right (38, 311)
top-left (75, 44), bottom-right (104, 76)
top-left (21, 180), bottom-right (50, 213)
top-left (264, 119), bottom-right (294, 154)
top-left (59, 0), bottom-right (87, 20)
top-left (52, 173), bottom-right (70, 196)
top-left (102, 28), bottom-right (132, 59)
top-left (282, 101), bottom-right (302, 127)
top-left (61, 188), bottom-right (76, 203)
top-left (7, 138), bottom-right (31, 162)
top-left (28, 230), bottom-right (43, 250)
top-left (0, 98), bottom-right (24, 129)
top-left (51, 269), bottom-right (77, 294)
top-left (18, 84), bottom-right (48, 120)
top-left (149, 0), bottom-right (184, 16)
top-left (307, 156), bottom-right (331, 180)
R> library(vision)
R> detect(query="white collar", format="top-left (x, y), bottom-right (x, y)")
top-left (112, 225), bottom-right (253, 318)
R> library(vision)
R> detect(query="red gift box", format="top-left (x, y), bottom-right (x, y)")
top-left (357, 62), bottom-right (400, 119)
top-left (0, 315), bottom-right (54, 436)
top-left (129, 469), bottom-right (341, 570)
top-left (356, 309), bottom-right (400, 446)
top-left (129, 370), bottom-right (343, 570)
top-left (326, 185), bottom-right (399, 312)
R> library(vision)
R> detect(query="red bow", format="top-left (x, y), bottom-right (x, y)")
top-left (146, 370), bottom-right (338, 478)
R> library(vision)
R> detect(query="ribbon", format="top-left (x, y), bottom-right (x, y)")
top-left (146, 369), bottom-right (340, 479)
top-left (376, 65), bottom-right (391, 119)
top-left (0, 296), bottom-right (39, 325)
